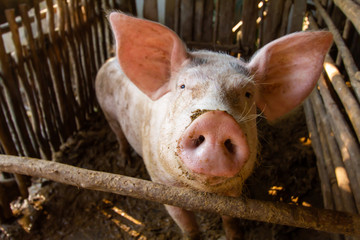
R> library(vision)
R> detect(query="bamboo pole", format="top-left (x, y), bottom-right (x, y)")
top-left (314, 0), bottom-right (360, 102)
top-left (0, 154), bottom-right (359, 236)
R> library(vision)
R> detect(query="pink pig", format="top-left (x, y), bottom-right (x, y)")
top-left (96, 12), bottom-right (332, 239)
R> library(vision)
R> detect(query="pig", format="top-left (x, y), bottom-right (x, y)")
top-left (95, 12), bottom-right (333, 239)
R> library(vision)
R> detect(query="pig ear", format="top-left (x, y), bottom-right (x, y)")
top-left (248, 31), bottom-right (333, 121)
top-left (109, 12), bottom-right (189, 100)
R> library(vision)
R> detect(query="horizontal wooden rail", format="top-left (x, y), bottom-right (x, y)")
top-left (0, 154), bottom-right (359, 236)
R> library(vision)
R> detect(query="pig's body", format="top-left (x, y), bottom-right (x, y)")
top-left (96, 12), bottom-right (333, 239)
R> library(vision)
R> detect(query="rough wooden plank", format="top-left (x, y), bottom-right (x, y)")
top-left (278, 0), bottom-right (292, 36)
top-left (241, 0), bottom-right (260, 55)
top-left (143, 0), bottom-right (158, 21)
top-left (202, 0), bottom-right (214, 42)
top-left (180, 0), bottom-right (194, 41)
top-left (165, 0), bottom-right (175, 29)
top-left (262, 0), bottom-right (285, 45)
top-left (194, 0), bottom-right (204, 42)
top-left (218, 0), bottom-right (235, 45)
top-left (174, 0), bottom-right (181, 34)
top-left (287, 0), bottom-right (306, 33)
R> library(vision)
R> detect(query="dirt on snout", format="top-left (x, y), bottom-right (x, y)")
top-left (1, 108), bottom-right (331, 240)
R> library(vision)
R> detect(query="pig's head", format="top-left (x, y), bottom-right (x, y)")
top-left (109, 12), bottom-right (332, 195)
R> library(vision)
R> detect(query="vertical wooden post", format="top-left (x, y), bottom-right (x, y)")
top-left (241, 0), bottom-right (259, 55)
top-left (144, 0), bottom-right (158, 21)
top-left (217, 0), bottom-right (235, 45)
top-left (180, 0), bottom-right (194, 41)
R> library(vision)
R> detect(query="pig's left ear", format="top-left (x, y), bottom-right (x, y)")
top-left (109, 12), bottom-right (189, 100)
top-left (248, 31), bottom-right (333, 121)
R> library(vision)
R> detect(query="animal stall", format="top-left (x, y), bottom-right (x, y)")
top-left (0, 0), bottom-right (359, 239)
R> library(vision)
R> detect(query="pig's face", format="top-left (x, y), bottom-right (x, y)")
top-left (158, 51), bottom-right (258, 195)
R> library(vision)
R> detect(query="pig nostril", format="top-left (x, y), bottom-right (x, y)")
top-left (224, 139), bottom-right (235, 154)
top-left (193, 135), bottom-right (205, 147)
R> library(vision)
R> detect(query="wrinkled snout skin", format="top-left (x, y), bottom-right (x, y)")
top-left (96, 51), bottom-right (258, 196)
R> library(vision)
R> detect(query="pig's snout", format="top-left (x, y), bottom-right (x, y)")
top-left (177, 111), bottom-right (249, 178)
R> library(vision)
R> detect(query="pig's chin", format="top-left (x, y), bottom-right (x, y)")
top-left (193, 174), bottom-right (230, 186)
top-left (178, 162), bottom-right (240, 187)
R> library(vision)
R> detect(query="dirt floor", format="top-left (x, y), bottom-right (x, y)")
top-left (0, 108), bottom-right (333, 240)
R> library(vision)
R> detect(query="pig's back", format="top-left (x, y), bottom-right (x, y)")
top-left (95, 58), bottom-right (151, 156)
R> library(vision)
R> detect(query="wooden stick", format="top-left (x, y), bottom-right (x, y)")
top-left (332, 0), bottom-right (360, 34)
top-left (0, 104), bottom-right (29, 199)
top-left (0, 154), bottom-right (359, 236)
top-left (309, 89), bottom-right (359, 213)
top-left (20, 3), bottom-right (61, 150)
top-left (303, 100), bottom-right (335, 210)
top-left (313, 0), bottom-right (360, 102)
top-left (194, 0), bottom-right (205, 42)
top-left (310, 95), bottom-right (346, 212)
top-left (0, 11), bottom-right (38, 158)
top-left (5, 9), bottom-right (51, 159)
top-left (323, 55), bottom-right (360, 142)
top-left (240, 0), bottom-right (260, 55)
top-left (318, 74), bottom-right (360, 202)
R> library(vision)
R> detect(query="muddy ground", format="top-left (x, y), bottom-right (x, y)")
top-left (0, 108), bottom-right (332, 240)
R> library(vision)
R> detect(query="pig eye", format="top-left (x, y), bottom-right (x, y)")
top-left (245, 92), bottom-right (252, 98)
top-left (180, 84), bottom-right (186, 89)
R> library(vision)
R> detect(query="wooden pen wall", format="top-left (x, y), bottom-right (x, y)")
top-left (303, 1), bottom-right (360, 238)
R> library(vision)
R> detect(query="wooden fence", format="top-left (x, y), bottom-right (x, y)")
top-left (0, 1), bottom-right (359, 238)
top-left (303, 1), bottom-right (360, 240)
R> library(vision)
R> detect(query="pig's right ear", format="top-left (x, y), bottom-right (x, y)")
top-left (248, 31), bottom-right (333, 121)
top-left (109, 12), bottom-right (189, 100)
